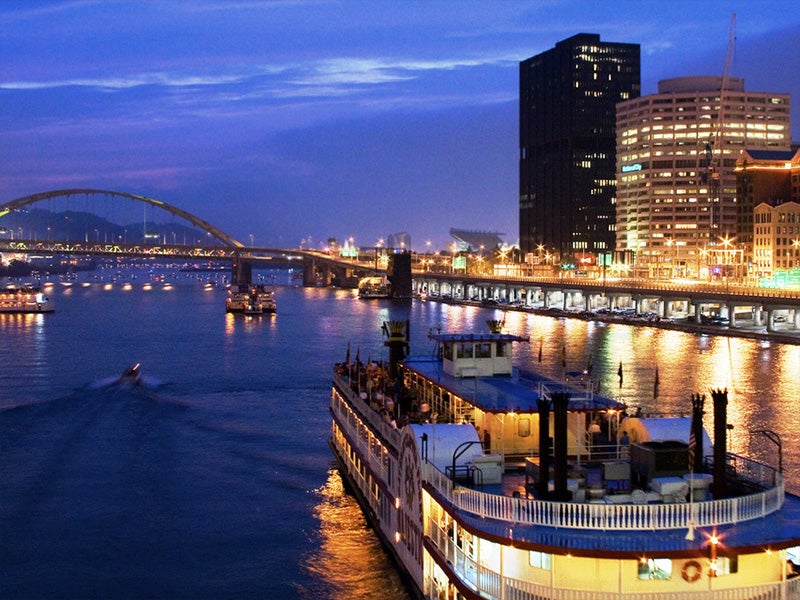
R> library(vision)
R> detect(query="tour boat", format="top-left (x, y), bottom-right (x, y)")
top-left (0, 284), bottom-right (54, 313)
top-left (358, 275), bottom-right (391, 299)
top-left (225, 283), bottom-right (276, 314)
top-left (329, 320), bottom-right (800, 599)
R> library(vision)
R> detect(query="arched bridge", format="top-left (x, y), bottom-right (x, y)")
top-left (0, 189), bottom-right (243, 249)
top-left (0, 189), bottom-right (391, 286)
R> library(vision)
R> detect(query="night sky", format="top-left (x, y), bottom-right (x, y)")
top-left (2, 1), bottom-right (798, 251)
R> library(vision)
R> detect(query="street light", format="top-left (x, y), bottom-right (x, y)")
top-left (665, 238), bottom-right (674, 280)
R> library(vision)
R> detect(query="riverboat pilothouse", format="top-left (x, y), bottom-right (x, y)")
top-left (329, 320), bottom-right (800, 599)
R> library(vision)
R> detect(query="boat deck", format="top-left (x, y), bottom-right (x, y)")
top-left (440, 459), bottom-right (800, 555)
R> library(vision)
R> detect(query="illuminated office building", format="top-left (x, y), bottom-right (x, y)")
top-left (519, 34), bottom-right (640, 261)
top-left (615, 76), bottom-right (791, 278)
top-left (738, 148), bottom-right (800, 278)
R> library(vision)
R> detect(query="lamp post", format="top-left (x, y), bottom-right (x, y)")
top-left (665, 238), bottom-right (674, 280)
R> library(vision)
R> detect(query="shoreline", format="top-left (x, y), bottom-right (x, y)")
top-left (426, 295), bottom-right (800, 346)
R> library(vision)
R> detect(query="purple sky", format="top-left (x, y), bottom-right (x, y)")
top-left (2, 1), bottom-right (798, 251)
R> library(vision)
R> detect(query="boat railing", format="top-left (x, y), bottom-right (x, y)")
top-left (422, 459), bottom-right (784, 531)
top-left (425, 517), bottom-right (794, 600)
top-left (333, 373), bottom-right (400, 445)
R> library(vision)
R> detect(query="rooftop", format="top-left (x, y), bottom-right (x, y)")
top-left (402, 353), bottom-right (624, 414)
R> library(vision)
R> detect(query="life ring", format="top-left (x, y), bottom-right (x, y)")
top-left (682, 560), bottom-right (702, 583)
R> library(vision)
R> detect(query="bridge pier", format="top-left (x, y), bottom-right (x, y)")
top-left (302, 259), bottom-right (317, 286)
top-left (231, 253), bottom-right (254, 286)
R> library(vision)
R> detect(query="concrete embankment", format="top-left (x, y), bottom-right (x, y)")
top-left (424, 295), bottom-right (800, 346)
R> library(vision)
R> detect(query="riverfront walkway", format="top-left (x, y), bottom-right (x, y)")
top-left (423, 294), bottom-right (800, 346)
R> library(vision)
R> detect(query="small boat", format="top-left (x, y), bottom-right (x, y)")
top-left (117, 363), bottom-right (141, 385)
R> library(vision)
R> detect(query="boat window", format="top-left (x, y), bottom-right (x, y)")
top-left (714, 556), bottom-right (737, 576)
top-left (637, 558), bottom-right (672, 580)
top-left (457, 343), bottom-right (473, 359)
top-left (496, 342), bottom-right (507, 357)
top-left (476, 343), bottom-right (491, 358)
top-left (443, 343), bottom-right (453, 361)
top-left (529, 551), bottom-right (551, 570)
top-left (518, 418), bottom-right (531, 438)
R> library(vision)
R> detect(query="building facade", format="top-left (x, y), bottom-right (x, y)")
top-left (753, 201), bottom-right (800, 278)
top-left (615, 76), bottom-right (791, 279)
top-left (519, 33), bottom-right (640, 261)
top-left (736, 148), bottom-right (800, 263)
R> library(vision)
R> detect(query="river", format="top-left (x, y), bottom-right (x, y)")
top-left (1, 266), bottom-right (798, 599)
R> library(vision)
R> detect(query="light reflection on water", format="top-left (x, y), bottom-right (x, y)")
top-left (299, 470), bottom-right (409, 600)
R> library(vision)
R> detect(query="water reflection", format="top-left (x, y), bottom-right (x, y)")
top-left (299, 469), bottom-right (408, 600)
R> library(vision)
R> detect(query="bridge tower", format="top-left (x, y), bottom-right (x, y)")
top-left (387, 251), bottom-right (412, 299)
top-left (231, 253), bottom-right (253, 286)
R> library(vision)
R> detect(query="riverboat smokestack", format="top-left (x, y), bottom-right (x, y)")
top-left (552, 392), bottom-right (570, 501)
top-left (711, 388), bottom-right (728, 499)
top-left (690, 394), bottom-right (705, 473)
top-left (536, 398), bottom-right (551, 499)
top-left (383, 320), bottom-right (409, 380)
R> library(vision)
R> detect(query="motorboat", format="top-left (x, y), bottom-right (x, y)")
top-left (117, 363), bottom-right (141, 385)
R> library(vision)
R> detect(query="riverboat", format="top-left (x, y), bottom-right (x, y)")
top-left (358, 275), bottom-right (391, 299)
top-left (0, 284), bottom-right (54, 313)
top-left (329, 319), bottom-right (800, 599)
top-left (225, 283), bottom-right (276, 314)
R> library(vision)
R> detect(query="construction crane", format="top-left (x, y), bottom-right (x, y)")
top-left (704, 14), bottom-right (736, 242)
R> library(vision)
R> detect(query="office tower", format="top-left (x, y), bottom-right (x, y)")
top-left (737, 148), bottom-right (800, 279)
top-left (616, 76), bottom-right (791, 279)
top-left (519, 33), bottom-right (640, 262)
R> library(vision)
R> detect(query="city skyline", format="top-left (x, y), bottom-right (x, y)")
top-left (2, 1), bottom-right (799, 251)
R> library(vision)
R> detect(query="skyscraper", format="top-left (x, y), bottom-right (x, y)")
top-left (519, 33), bottom-right (640, 262)
top-left (615, 77), bottom-right (791, 279)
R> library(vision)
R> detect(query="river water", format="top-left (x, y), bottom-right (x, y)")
top-left (1, 266), bottom-right (799, 599)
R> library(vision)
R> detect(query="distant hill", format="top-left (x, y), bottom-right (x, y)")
top-left (0, 208), bottom-right (221, 246)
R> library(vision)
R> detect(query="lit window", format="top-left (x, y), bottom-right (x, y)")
top-left (638, 558), bottom-right (672, 580)
top-left (530, 551), bottom-right (552, 569)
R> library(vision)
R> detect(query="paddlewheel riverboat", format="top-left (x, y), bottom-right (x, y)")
top-left (329, 320), bottom-right (800, 599)
top-left (0, 284), bottom-right (54, 313)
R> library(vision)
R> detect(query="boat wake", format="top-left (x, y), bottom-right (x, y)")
top-left (87, 363), bottom-right (164, 390)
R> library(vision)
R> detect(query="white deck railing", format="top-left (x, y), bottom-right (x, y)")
top-left (423, 462), bottom-right (784, 531)
top-left (425, 521), bottom-right (800, 599)
top-left (333, 371), bottom-right (785, 532)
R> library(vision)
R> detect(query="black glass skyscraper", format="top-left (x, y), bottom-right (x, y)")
top-left (519, 33), bottom-right (640, 261)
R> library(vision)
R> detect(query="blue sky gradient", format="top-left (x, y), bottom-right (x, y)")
top-left (2, 1), bottom-right (798, 250)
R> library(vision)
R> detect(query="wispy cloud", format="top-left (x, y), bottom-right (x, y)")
top-left (2, 52), bottom-right (513, 93)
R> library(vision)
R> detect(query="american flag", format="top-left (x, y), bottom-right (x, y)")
top-left (688, 428), bottom-right (696, 471)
